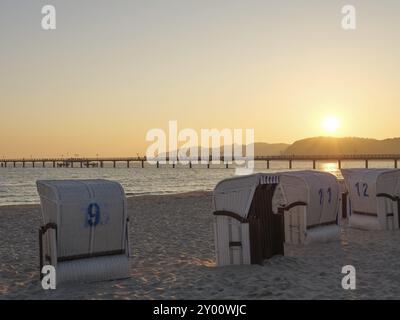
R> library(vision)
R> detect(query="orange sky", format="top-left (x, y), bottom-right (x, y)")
top-left (1, 1), bottom-right (400, 157)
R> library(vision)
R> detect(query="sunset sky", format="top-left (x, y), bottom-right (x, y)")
top-left (1, 0), bottom-right (400, 157)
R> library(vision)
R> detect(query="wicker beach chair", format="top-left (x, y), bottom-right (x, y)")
top-left (36, 179), bottom-right (130, 284)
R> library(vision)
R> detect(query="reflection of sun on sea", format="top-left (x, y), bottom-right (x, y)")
top-left (319, 116), bottom-right (342, 177)
top-left (319, 162), bottom-right (341, 178)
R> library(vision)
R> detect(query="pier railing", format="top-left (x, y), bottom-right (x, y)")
top-left (1, 154), bottom-right (400, 169)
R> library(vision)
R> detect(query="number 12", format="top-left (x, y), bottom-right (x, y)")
top-left (355, 182), bottom-right (369, 197)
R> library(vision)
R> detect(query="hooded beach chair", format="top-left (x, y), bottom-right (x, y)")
top-left (341, 169), bottom-right (400, 230)
top-left (212, 170), bottom-right (341, 266)
top-left (213, 173), bottom-right (284, 266)
top-left (37, 179), bottom-right (130, 284)
top-left (272, 170), bottom-right (341, 244)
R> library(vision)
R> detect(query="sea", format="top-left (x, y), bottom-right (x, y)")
top-left (0, 160), bottom-right (395, 206)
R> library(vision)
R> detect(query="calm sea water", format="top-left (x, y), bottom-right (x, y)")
top-left (0, 160), bottom-right (395, 206)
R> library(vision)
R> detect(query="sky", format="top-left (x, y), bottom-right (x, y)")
top-left (1, 0), bottom-right (400, 157)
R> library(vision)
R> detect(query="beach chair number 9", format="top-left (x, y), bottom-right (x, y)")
top-left (87, 203), bottom-right (100, 227)
top-left (355, 182), bottom-right (369, 197)
top-left (319, 187), bottom-right (332, 205)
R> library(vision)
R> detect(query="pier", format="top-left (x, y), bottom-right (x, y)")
top-left (0, 155), bottom-right (399, 169)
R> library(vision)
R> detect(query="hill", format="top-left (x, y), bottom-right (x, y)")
top-left (283, 137), bottom-right (400, 155)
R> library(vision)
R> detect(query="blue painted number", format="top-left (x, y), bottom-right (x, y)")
top-left (87, 203), bottom-right (100, 227)
top-left (319, 188), bottom-right (332, 205)
top-left (355, 182), bottom-right (369, 197)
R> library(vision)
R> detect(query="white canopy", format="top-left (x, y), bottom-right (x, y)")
top-left (341, 169), bottom-right (400, 215)
top-left (213, 173), bottom-right (280, 219)
top-left (272, 171), bottom-right (340, 227)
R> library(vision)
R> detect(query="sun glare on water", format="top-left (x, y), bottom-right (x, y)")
top-left (322, 116), bottom-right (340, 133)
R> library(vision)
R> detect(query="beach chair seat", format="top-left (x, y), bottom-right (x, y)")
top-left (37, 179), bottom-right (130, 284)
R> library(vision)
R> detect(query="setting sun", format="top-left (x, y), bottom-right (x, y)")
top-left (322, 116), bottom-right (340, 133)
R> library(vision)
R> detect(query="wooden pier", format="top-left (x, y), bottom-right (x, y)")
top-left (0, 155), bottom-right (400, 169)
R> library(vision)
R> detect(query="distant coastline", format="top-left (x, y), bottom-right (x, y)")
top-left (5, 137), bottom-right (400, 160)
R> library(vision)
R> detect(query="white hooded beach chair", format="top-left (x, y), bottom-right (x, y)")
top-left (272, 171), bottom-right (341, 244)
top-left (37, 179), bottom-right (130, 284)
top-left (213, 173), bottom-right (283, 266)
top-left (341, 169), bottom-right (400, 230)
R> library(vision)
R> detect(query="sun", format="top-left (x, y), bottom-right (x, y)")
top-left (322, 116), bottom-right (340, 133)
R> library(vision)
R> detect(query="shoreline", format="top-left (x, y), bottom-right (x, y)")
top-left (0, 190), bottom-right (213, 209)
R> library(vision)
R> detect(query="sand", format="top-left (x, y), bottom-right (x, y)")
top-left (1, 191), bottom-right (400, 300)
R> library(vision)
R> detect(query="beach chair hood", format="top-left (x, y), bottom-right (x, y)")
top-left (213, 173), bottom-right (280, 219)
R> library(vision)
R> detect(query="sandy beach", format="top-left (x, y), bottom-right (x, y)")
top-left (1, 191), bottom-right (400, 300)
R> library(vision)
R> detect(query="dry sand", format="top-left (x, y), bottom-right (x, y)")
top-left (1, 191), bottom-right (400, 300)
